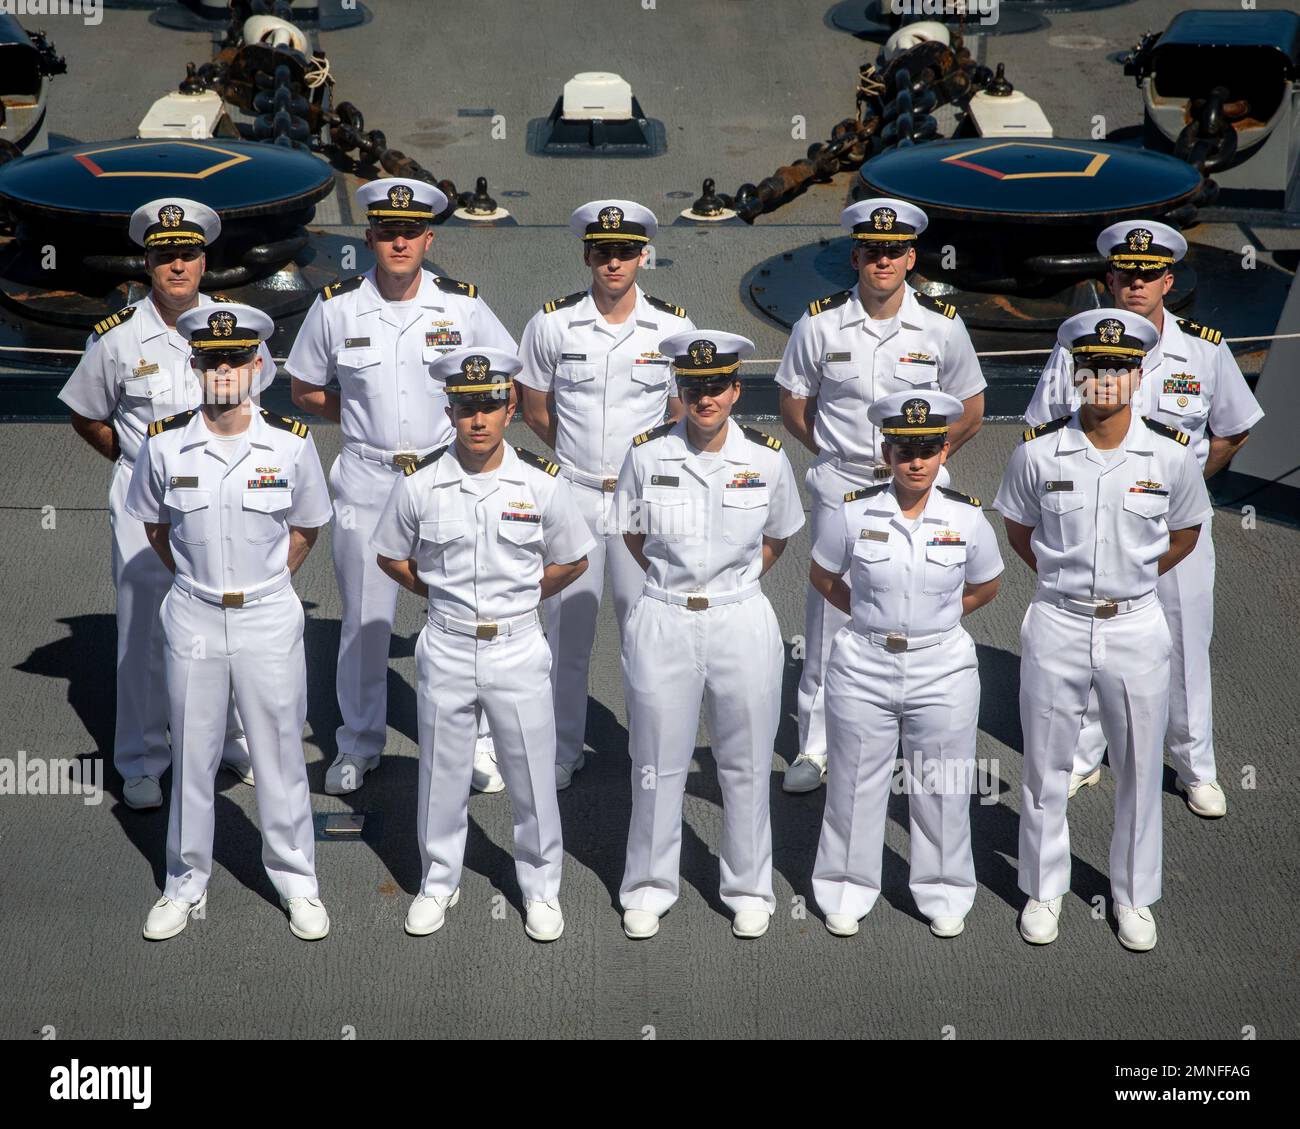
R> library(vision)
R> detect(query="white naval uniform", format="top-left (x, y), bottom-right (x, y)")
top-left (811, 482), bottom-right (1003, 923)
top-left (776, 284), bottom-right (985, 763)
top-left (516, 286), bottom-right (694, 768)
top-left (285, 269), bottom-right (517, 760)
top-left (57, 294), bottom-right (276, 780)
top-left (125, 408), bottom-right (332, 903)
top-left (371, 444), bottom-right (594, 901)
top-left (1025, 315), bottom-right (1263, 785)
top-left (614, 420), bottom-right (805, 916)
top-left (994, 412), bottom-right (1213, 908)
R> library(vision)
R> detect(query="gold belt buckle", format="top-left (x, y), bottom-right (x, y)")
top-left (1095, 601), bottom-right (1119, 619)
top-left (393, 452), bottom-right (418, 470)
top-left (686, 595), bottom-right (709, 611)
top-left (222, 591), bottom-right (244, 608)
top-left (475, 622), bottom-right (499, 640)
top-left (602, 476), bottom-right (618, 492)
top-left (885, 633), bottom-right (908, 652)
top-left (874, 465), bottom-right (893, 481)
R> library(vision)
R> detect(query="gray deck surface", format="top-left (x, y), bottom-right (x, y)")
top-left (0, 0), bottom-right (1297, 1040)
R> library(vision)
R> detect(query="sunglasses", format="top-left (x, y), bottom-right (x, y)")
top-left (587, 244), bottom-right (643, 262)
top-left (371, 222), bottom-right (430, 241)
top-left (1113, 267), bottom-right (1169, 284)
top-left (856, 243), bottom-right (911, 261)
top-left (679, 381), bottom-right (734, 401)
top-left (193, 348), bottom-right (257, 370)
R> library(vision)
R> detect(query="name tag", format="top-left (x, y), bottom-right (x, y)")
top-left (132, 363), bottom-right (160, 377)
top-left (169, 476), bottom-right (198, 488)
top-left (1045, 481), bottom-right (1074, 492)
top-left (561, 353), bottom-right (587, 361)
top-left (344, 337), bottom-right (370, 348)
top-left (860, 529), bottom-right (889, 542)
top-left (824, 352), bottom-right (852, 363)
top-left (650, 474), bottom-right (679, 487)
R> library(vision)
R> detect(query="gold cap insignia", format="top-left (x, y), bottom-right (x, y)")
top-left (388, 184), bottom-right (413, 210)
top-left (599, 206), bottom-right (623, 230)
top-left (872, 207), bottom-right (897, 231)
top-left (1097, 318), bottom-right (1124, 346)
top-left (462, 354), bottom-right (490, 381)
top-left (1126, 228), bottom-right (1153, 252)
top-left (159, 204), bottom-right (184, 229)
top-left (903, 397), bottom-right (929, 425)
top-left (688, 339), bottom-right (716, 366)
top-left (208, 311), bottom-right (235, 337)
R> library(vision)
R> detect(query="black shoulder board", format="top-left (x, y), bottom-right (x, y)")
top-left (209, 294), bottom-right (233, 303)
top-left (844, 482), bottom-right (890, 503)
top-left (1143, 416), bottom-right (1190, 446)
top-left (1175, 317), bottom-right (1223, 346)
top-left (92, 305), bottom-right (137, 339)
top-left (435, 275), bottom-right (478, 299)
top-left (514, 446), bottom-right (560, 476)
top-left (645, 294), bottom-right (686, 318)
top-left (633, 422), bottom-right (675, 447)
top-left (405, 446), bottom-right (448, 476)
top-left (543, 291), bottom-right (586, 315)
top-left (322, 275), bottom-right (365, 301)
top-left (808, 289), bottom-right (851, 317)
top-left (261, 410), bottom-right (309, 438)
top-left (938, 485), bottom-right (981, 507)
top-left (741, 425), bottom-right (781, 451)
top-left (915, 292), bottom-right (957, 319)
top-left (147, 409), bottom-right (195, 437)
top-left (1021, 415), bottom-right (1070, 443)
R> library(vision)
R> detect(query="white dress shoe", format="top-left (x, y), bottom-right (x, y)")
top-left (824, 913), bottom-right (859, 937)
top-left (732, 910), bottom-right (770, 939)
top-left (143, 891), bottom-right (206, 941)
top-left (555, 752), bottom-right (586, 791)
top-left (525, 899), bottom-right (564, 942)
top-left (404, 889), bottom-right (460, 936)
top-left (782, 753), bottom-right (827, 794)
top-left (471, 743), bottom-right (505, 794)
top-left (221, 759), bottom-right (255, 786)
top-left (281, 896), bottom-right (330, 941)
top-left (622, 908), bottom-right (660, 939)
top-left (123, 775), bottom-right (163, 810)
top-left (1180, 778), bottom-right (1227, 818)
top-left (324, 753), bottom-right (379, 795)
top-left (1019, 896), bottom-right (1063, 944)
top-left (1115, 904), bottom-right (1157, 952)
top-left (1068, 767), bottom-right (1101, 798)
top-left (929, 915), bottom-right (965, 938)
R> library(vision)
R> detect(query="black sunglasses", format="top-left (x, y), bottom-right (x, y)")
top-left (193, 348), bottom-right (257, 370)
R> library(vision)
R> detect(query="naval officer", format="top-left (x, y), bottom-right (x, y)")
top-left (59, 197), bottom-right (275, 809)
top-left (776, 198), bottom-right (986, 795)
top-left (372, 348), bottom-right (594, 942)
top-left (1025, 220), bottom-right (1262, 817)
top-left (615, 332), bottom-right (804, 941)
top-left (995, 309), bottom-right (1212, 952)
top-left (287, 178), bottom-right (517, 797)
top-left (810, 391), bottom-right (1002, 940)
top-left (127, 304), bottom-right (332, 941)
top-left (516, 199), bottom-right (694, 789)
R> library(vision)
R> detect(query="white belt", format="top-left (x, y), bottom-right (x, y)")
top-left (641, 582), bottom-right (760, 610)
top-left (1042, 591), bottom-right (1157, 619)
top-left (428, 607), bottom-right (541, 640)
top-left (173, 569), bottom-right (291, 609)
top-left (343, 440), bottom-right (438, 470)
top-left (829, 455), bottom-right (892, 481)
top-left (562, 465), bottom-right (620, 492)
top-left (855, 624), bottom-right (958, 652)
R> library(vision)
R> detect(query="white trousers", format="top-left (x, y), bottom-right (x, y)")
top-left (414, 620), bottom-right (563, 901)
top-left (813, 626), bottom-right (980, 922)
top-left (1019, 597), bottom-right (1170, 908)
top-left (1073, 519), bottom-right (1216, 785)
top-left (109, 460), bottom-right (246, 780)
top-left (160, 584), bottom-right (318, 903)
top-left (542, 483), bottom-right (644, 768)
top-left (798, 457), bottom-right (949, 761)
top-left (620, 593), bottom-right (782, 916)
